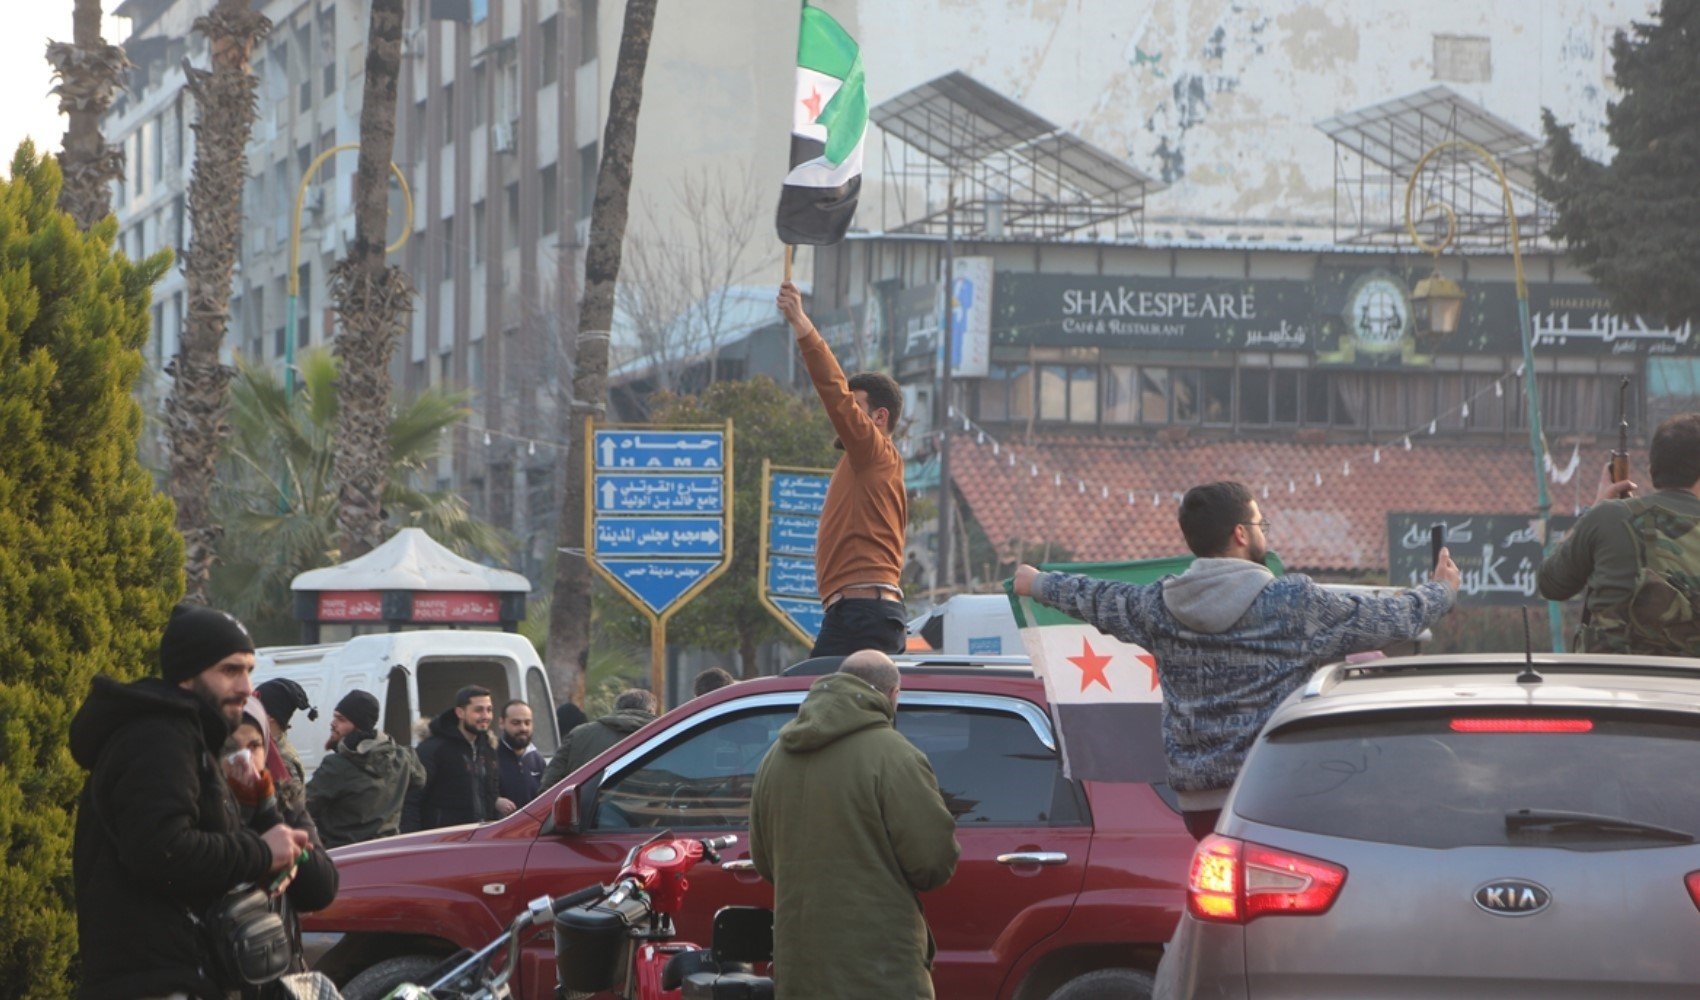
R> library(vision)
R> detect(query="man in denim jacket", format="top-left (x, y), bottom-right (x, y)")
top-left (1014, 481), bottom-right (1460, 838)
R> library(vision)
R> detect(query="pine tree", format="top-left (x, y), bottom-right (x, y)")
top-left (0, 145), bottom-right (183, 997)
top-left (1540, 0), bottom-right (1700, 324)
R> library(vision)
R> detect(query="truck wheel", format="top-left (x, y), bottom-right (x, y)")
top-left (1048, 968), bottom-right (1156, 1000)
top-left (340, 954), bottom-right (445, 1000)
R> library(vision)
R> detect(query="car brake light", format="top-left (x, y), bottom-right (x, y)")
top-left (1187, 834), bottom-right (1347, 924)
top-left (1686, 871), bottom-right (1700, 912)
top-left (1449, 718), bottom-right (1593, 733)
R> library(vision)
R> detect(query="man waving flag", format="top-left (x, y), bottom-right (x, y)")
top-left (777, 3), bottom-right (866, 246)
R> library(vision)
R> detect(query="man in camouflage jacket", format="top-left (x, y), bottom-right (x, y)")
top-left (1539, 413), bottom-right (1700, 655)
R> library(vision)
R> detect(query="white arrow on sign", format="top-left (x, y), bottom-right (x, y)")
top-left (600, 437), bottom-right (617, 466)
top-left (600, 480), bottom-right (617, 507)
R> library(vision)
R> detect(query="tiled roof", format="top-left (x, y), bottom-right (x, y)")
top-left (951, 435), bottom-right (1574, 573)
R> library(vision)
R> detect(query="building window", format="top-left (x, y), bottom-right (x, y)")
top-left (274, 326), bottom-right (286, 358)
top-left (1103, 365), bottom-right (1138, 425)
top-left (504, 183), bottom-right (521, 250)
top-left (1433, 35), bottom-right (1492, 84)
top-left (979, 363), bottom-right (1032, 422)
top-left (541, 164), bottom-right (559, 236)
top-left (471, 199), bottom-right (486, 265)
top-left (152, 115), bottom-right (164, 182)
top-left (319, 6), bottom-right (336, 95)
top-left (1200, 368), bottom-right (1232, 425)
top-left (1238, 368), bottom-right (1270, 426)
top-left (441, 216), bottom-right (455, 280)
top-left (1037, 365), bottom-right (1097, 424)
top-left (441, 82), bottom-right (455, 144)
top-left (541, 16), bottom-right (560, 86)
top-left (410, 99), bottom-right (427, 160)
top-left (579, 0), bottom-right (598, 65)
top-left (579, 143), bottom-right (599, 220)
top-left (297, 263), bottom-right (311, 347)
top-left (471, 64), bottom-right (487, 129)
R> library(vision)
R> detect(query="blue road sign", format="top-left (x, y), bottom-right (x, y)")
top-left (595, 517), bottom-right (725, 557)
top-left (594, 429), bottom-right (724, 470)
top-left (769, 473), bottom-right (830, 514)
top-left (594, 473), bottom-right (724, 514)
top-left (767, 555), bottom-right (818, 599)
top-left (769, 597), bottom-right (826, 639)
top-left (600, 559), bottom-right (723, 616)
top-left (767, 515), bottom-right (818, 558)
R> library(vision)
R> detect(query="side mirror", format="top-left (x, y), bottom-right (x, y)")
top-left (548, 772), bottom-right (601, 836)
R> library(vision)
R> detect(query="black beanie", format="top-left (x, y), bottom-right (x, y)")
top-left (256, 678), bottom-right (314, 729)
top-left (158, 603), bottom-right (255, 684)
top-left (335, 690), bottom-right (381, 733)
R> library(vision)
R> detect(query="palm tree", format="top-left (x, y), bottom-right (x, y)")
top-left (547, 0), bottom-right (659, 708)
top-left (167, 0), bottom-right (272, 601)
top-left (46, 0), bottom-right (128, 229)
top-left (210, 350), bottom-right (507, 644)
top-left (332, 0), bottom-right (413, 559)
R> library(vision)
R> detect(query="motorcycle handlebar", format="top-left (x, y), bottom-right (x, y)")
top-left (551, 882), bottom-right (612, 915)
top-left (702, 834), bottom-right (739, 851)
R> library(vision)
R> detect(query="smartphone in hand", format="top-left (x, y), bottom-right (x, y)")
top-left (1430, 523), bottom-right (1446, 571)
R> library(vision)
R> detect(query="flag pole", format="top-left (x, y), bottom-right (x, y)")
top-left (784, 243), bottom-right (794, 283)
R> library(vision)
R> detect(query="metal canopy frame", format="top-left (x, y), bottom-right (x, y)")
top-left (1319, 85), bottom-right (1554, 249)
top-left (872, 71), bottom-right (1164, 240)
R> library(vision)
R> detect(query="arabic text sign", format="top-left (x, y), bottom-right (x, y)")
top-left (769, 473), bottom-right (830, 514)
top-left (769, 515), bottom-right (819, 558)
top-left (594, 517), bottom-right (725, 557)
top-left (600, 559), bottom-right (723, 616)
top-left (593, 429), bottom-right (724, 470)
top-left (594, 473), bottom-right (725, 514)
top-left (1387, 513), bottom-right (1577, 607)
top-left (768, 555), bottom-right (819, 600)
top-left (769, 597), bottom-right (826, 639)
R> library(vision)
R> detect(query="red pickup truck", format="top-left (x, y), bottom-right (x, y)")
top-left (303, 660), bottom-right (1194, 999)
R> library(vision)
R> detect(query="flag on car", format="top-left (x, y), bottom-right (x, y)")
top-left (1007, 564), bottom-right (1168, 784)
top-left (776, 3), bottom-right (866, 246)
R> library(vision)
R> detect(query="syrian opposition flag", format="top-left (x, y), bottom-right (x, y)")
top-left (1007, 573), bottom-right (1166, 784)
top-left (776, 4), bottom-right (866, 246)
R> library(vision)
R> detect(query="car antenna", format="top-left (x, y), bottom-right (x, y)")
top-left (1516, 607), bottom-right (1542, 685)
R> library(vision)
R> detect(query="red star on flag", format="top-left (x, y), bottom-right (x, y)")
top-left (801, 86), bottom-right (825, 121)
top-left (1067, 638), bottom-right (1114, 693)
top-left (1139, 653), bottom-right (1159, 691)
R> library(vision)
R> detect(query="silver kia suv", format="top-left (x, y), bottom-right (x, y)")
top-left (1157, 654), bottom-right (1700, 999)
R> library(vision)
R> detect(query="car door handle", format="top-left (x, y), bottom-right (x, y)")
top-left (996, 852), bottom-right (1069, 866)
top-left (721, 859), bottom-right (757, 873)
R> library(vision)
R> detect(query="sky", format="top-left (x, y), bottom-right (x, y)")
top-left (0, 3), bottom-right (129, 161)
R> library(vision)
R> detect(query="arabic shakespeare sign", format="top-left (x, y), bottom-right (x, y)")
top-left (1387, 512), bottom-right (1577, 607)
top-left (992, 273), bottom-right (1316, 352)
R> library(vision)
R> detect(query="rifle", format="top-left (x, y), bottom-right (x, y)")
top-left (1609, 376), bottom-right (1631, 485)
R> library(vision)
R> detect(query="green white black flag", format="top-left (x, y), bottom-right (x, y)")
top-left (776, 4), bottom-right (866, 246)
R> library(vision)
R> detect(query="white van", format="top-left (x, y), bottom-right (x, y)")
top-left (254, 631), bottom-right (560, 779)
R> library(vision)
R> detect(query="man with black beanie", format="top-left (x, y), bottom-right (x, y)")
top-left (71, 603), bottom-right (312, 1000)
top-left (256, 677), bottom-right (317, 787)
top-left (306, 688), bottom-right (426, 849)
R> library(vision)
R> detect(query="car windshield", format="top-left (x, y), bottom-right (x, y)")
top-left (1232, 711), bottom-right (1700, 850)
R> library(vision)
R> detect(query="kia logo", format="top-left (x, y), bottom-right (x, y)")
top-left (1474, 879), bottom-right (1552, 916)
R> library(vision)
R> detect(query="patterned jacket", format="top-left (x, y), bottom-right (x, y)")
top-left (1034, 562), bottom-right (1454, 795)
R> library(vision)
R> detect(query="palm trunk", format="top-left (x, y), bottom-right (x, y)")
top-left (332, 0), bottom-right (414, 559)
top-left (47, 0), bottom-right (129, 230)
top-left (167, 0), bottom-right (270, 602)
top-left (547, 0), bottom-right (659, 704)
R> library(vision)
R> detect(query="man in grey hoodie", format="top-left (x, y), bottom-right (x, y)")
top-left (1014, 480), bottom-right (1461, 838)
top-left (306, 690), bottom-right (426, 848)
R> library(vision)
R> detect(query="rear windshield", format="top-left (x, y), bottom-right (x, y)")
top-left (1232, 712), bottom-right (1700, 849)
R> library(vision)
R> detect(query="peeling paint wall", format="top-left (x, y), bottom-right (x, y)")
top-left (842, 0), bottom-right (1648, 240)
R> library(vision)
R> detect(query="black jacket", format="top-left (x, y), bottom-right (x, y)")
top-left (497, 737), bottom-right (545, 806)
top-left (70, 676), bottom-right (274, 1000)
top-left (403, 708), bottom-right (501, 831)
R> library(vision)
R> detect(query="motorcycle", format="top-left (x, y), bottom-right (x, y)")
top-left (553, 830), bottom-right (774, 1000)
top-left (345, 830), bottom-right (770, 1000)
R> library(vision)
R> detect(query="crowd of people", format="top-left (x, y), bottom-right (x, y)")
top-left (64, 281), bottom-right (1700, 999)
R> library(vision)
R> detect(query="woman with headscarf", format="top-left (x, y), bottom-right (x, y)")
top-left (222, 697), bottom-right (339, 997)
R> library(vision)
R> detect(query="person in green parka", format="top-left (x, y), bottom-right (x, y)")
top-left (305, 690), bottom-right (426, 848)
top-left (750, 650), bottom-right (961, 999)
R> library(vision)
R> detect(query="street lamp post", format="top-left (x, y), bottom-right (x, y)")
top-left (287, 144), bottom-right (415, 399)
top-left (1403, 140), bottom-right (1566, 652)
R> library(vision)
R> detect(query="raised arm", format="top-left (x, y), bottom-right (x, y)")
top-left (777, 282), bottom-right (884, 465)
top-left (1019, 566), bottom-right (1156, 648)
